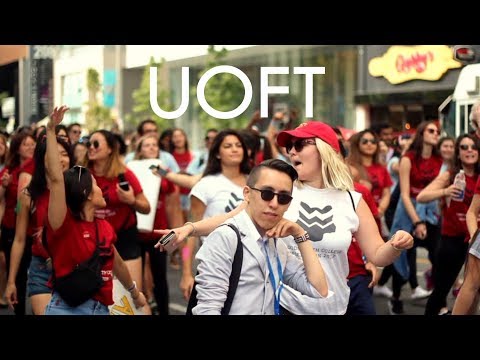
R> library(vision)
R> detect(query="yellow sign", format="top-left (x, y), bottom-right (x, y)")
top-left (110, 295), bottom-right (135, 315)
top-left (368, 45), bottom-right (461, 84)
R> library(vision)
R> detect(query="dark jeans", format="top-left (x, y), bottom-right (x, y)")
top-left (346, 274), bottom-right (376, 315)
top-left (141, 243), bottom-right (169, 315)
top-left (425, 235), bottom-right (468, 315)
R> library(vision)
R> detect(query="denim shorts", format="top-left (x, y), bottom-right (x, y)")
top-left (44, 292), bottom-right (109, 315)
top-left (27, 255), bottom-right (52, 297)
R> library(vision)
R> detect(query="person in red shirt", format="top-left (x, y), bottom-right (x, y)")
top-left (0, 130), bottom-right (35, 314)
top-left (43, 106), bottom-right (146, 315)
top-left (84, 128), bottom-right (151, 313)
top-left (5, 131), bottom-right (73, 315)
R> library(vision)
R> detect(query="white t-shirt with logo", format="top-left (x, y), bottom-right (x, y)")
top-left (190, 174), bottom-right (245, 242)
top-left (280, 184), bottom-right (361, 315)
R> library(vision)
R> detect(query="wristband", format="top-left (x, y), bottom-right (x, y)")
top-left (413, 221), bottom-right (425, 228)
top-left (294, 232), bottom-right (310, 244)
top-left (127, 280), bottom-right (137, 293)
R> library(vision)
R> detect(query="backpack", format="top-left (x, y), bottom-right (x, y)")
top-left (185, 223), bottom-right (243, 315)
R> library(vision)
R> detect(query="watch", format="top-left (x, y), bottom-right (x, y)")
top-left (294, 232), bottom-right (310, 244)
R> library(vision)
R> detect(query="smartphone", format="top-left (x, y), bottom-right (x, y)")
top-left (118, 173), bottom-right (130, 191)
top-left (157, 231), bottom-right (176, 246)
top-left (149, 164), bottom-right (160, 171)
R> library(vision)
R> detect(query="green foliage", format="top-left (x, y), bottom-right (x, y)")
top-left (85, 68), bottom-right (113, 132)
top-left (192, 46), bottom-right (250, 131)
top-left (125, 57), bottom-right (172, 132)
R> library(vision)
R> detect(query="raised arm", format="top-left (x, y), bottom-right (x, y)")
top-left (45, 106), bottom-right (69, 230)
top-left (416, 171), bottom-right (451, 203)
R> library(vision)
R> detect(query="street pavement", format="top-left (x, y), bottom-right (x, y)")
top-left (0, 248), bottom-right (456, 316)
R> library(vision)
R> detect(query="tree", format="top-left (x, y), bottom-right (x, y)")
top-left (192, 46), bottom-right (250, 131)
top-left (85, 68), bottom-right (112, 132)
top-left (125, 56), bottom-right (172, 132)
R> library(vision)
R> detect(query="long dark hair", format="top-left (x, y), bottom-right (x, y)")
top-left (449, 134), bottom-right (480, 184)
top-left (409, 121), bottom-right (440, 160)
top-left (5, 131), bottom-right (35, 169)
top-left (203, 129), bottom-right (251, 177)
top-left (27, 130), bottom-right (74, 202)
top-left (64, 165), bottom-right (93, 219)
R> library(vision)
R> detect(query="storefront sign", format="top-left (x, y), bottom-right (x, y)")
top-left (368, 45), bottom-right (461, 84)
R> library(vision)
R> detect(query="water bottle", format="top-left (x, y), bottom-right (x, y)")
top-left (452, 169), bottom-right (466, 202)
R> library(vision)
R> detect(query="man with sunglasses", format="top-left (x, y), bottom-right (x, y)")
top-left (67, 123), bottom-right (82, 144)
top-left (192, 159), bottom-right (330, 315)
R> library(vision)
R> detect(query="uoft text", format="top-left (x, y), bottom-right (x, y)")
top-left (150, 66), bottom-right (325, 119)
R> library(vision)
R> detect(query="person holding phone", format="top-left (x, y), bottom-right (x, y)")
top-left (192, 159), bottom-right (330, 315)
top-left (82, 129), bottom-right (151, 313)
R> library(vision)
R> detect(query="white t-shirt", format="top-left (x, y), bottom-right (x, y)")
top-left (190, 174), bottom-right (245, 241)
top-left (280, 184), bottom-right (361, 315)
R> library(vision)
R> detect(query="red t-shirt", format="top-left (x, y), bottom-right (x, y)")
top-left (31, 190), bottom-right (50, 258)
top-left (347, 183), bottom-right (380, 279)
top-left (139, 177), bottom-right (178, 242)
top-left (46, 210), bottom-right (117, 306)
top-left (404, 151), bottom-right (443, 198)
top-left (365, 164), bottom-right (393, 207)
top-left (172, 151), bottom-right (193, 195)
top-left (0, 160), bottom-right (34, 229)
top-left (445, 173), bottom-right (480, 239)
top-left (92, 168), bottom-right (143, 232)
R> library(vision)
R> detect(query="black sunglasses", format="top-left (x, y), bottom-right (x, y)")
top-left (459, 144), bottom-right (478, 151)
top-left (285, 139), bottom-right (316, 154)
top-left (250, 187), bottom-right (293, 205)
top-left (426, 128), bottom-right (440, 135)
top-left (86, 140), bottom-right (100, 149)
top-left (360, 138), bottom-right (377, 145)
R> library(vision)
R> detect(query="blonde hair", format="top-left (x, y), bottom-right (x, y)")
top-left (134, 133), bottom-right (159, 160)
top-left (297, 138), bottom-right (353, 191)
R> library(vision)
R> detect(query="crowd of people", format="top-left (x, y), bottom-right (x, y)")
top-left (1, 101), bottom-right (480, 315)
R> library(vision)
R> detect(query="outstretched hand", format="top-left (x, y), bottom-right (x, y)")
top-left (48, 105), bottom-right (70, 129)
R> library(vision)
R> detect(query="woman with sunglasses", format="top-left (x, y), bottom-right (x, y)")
top-left (416, 134), bottom-right (480, 315)
top-left (43, 106), bottom-right (146, 315)
top-left (157, 121), bottom-right (413, 315)
top-left (347, 130), bottom-right (393, 233)
top-left (180, 129), bottom-right (251, 301)
top-left (5, 130), bottom-right (73, 315)
top-left (387, 121), bottom-right (443, 314)
top-left (83, 128), bottom-right (151, 313)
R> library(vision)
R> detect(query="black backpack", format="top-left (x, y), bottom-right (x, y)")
top-left (185, 223), bottom-right (243, 315)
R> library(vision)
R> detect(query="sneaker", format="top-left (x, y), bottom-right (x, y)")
top-left (388, 299), bottom-right (404, 315)
top-left (410, 286), bottom-right (432, 300)
top-left (373, 285), bottom-right (393, 298)
top-left (424, 268), bottom-right (434, 291)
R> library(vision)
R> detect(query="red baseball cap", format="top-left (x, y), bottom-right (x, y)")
top-left (276, 121), bottom-right (340, 153)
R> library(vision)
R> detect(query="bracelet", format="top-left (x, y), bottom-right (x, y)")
top-left (294, 232), bottom-right (310, 244)
top-left (184, 221), bottom-right (197, 236)
top-left (127, 280), bottom-right (137, 293)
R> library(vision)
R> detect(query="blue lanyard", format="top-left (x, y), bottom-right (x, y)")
top-left (263, 239), bottom-right (283, 315)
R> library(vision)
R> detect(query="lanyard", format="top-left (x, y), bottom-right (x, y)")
top-left (263, 239), bottom-right (283, 315)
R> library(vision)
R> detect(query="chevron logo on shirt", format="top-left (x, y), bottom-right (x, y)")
top-left (296, 201), bottom-right (336, 241)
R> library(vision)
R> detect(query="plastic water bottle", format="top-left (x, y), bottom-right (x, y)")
top-left (452, 169), bottom-right (466, 202)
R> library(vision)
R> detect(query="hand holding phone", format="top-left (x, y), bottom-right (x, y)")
top-left (118, 173), bottom-right (130, 191)
top-left (157, 230), bottom-right (176, 247)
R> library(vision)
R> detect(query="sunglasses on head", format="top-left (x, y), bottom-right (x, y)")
top-left (459, 144), bottom-right (478, 151)
top-left (250, 187), bottom-right (293, 205)
top-left (360, 138), bottom-right (377, 145)
top-left (285, 139), bottom-right (316, 154)
top-left (86, 140), bottom-right (99, 149)
top-left (426, 128), bottom-right (440, 135)
top-left (73, 165), bottom-right (86, 182)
